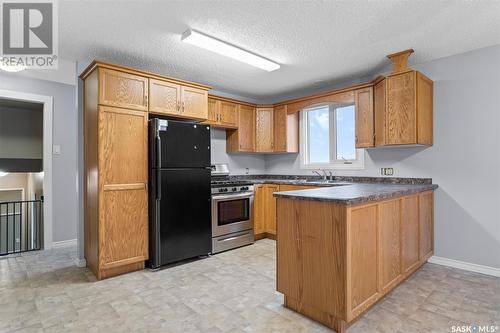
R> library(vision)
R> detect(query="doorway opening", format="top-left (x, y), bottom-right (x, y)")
top-left (0, 90), bottom-right (53, 255)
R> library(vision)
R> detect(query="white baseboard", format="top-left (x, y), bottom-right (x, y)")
top-left (75, 258), bottom-right (87, 267)
top-left (428, 256), bottom-right (500, 277)
top-left (51, 239), bottom-right (77, 249)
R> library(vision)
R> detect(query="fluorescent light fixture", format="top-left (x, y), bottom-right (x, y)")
top-left (0, 64), bottom-right (26, 72)
top-left (0, 171), bottom-right (8, 177)
top-left (181, 29), bottom-right (280, 72)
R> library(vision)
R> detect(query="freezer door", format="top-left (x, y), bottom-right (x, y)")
top-left (155, 168), bottom-right (211, 266)
top-left (152, 118), bottom-right (211, 168)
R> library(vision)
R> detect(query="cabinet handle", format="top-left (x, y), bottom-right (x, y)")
top-left (145, 94), bottom-right (148, 107)
top-left (355, 136), bottom-right (358, 144)
top-left (182, 101), bottom-right (185, 113)
top-left (177, 101), bottom-right (180, 112)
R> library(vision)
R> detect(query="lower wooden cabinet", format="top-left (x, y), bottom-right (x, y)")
top-left (348, 191), bottom-right (433, 321)
top-left (253, 184), bottom-right (317, 239)
top-left (253, 184), bottom-right (279, 238)
top-left (277, 190), bottom-right (434, 331)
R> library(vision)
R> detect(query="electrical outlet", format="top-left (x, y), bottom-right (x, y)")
top-left (381, 167), bottom-right (394, 176)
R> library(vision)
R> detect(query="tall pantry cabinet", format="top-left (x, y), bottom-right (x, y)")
top-left (81, 61), bottom-right (210, 280)
top-left (82, 65), bottom-right (149, 280)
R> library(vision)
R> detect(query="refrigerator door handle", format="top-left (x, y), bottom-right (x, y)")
top-left (156, 134), bottom-right (161, 169)
top-left (156, 170), bottom-right (161, 200)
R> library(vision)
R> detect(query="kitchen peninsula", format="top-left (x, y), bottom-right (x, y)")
top-left (274, 183), bottom-right (437, 333)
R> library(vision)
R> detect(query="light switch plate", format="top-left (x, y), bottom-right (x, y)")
top-left (53, 145), bottom-right (61, 155)
top-left (381, 167), bottom-right (394, 176)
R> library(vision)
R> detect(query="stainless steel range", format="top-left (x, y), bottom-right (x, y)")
top-left (211, 164), bottom-right (254, 253)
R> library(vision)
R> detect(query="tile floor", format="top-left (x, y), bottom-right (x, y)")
top-left (0, 239), bottom-right (498, 333)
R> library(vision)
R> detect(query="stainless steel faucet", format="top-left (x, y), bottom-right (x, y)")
top-left (312, 170), bottom-right (328, 181)
top-left (327, 170), bottom-right (334, 181)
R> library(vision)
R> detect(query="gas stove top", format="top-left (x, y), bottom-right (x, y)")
top-left (210, 179), bottom-right (253, 188)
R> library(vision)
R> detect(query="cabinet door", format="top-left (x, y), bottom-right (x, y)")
top-left (273, 105), bottom-right (287, 152)
top-left (386, 71), bottom-right (416, 144)
top-left (349, 204), bottom-right (379, 318)
top-left (374, 79), bottom-right (386, 146)
top-left (401, 195), bottom-right (420, 274)
top-left (207, 98), bottom-right (220, 124)
top-left (253, 185), bottom-right (266, 235)
top-left (355, 87), bottom-right (374, 148)
top-left (237, 105), bottom-right (256, 152)
top-left (256, 108), bottom-right (274, 152)
top-left (181, 86), bottom-right (208, 120)
top-left (219, 101), bottom-right (238, 127)
top-left (98, 106), bottom-right (148, 268)
top-left (264, 185), bottom-right (279, 235)
top-left (378, 199), bottom-right (402, 292)
top-left (419, 191), bottom-right (434, 260)
top-left (149, 79), bottom-right (180, 115)
top-left (99, 68), bottom-right (148, 111)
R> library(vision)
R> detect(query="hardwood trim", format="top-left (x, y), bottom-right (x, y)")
top-left (101, 255), bottom-right (148, 269)
top-left (387, 49), bottom-right (414, 74)
top-left (103, 183), bottom-right (147, 191)
top-left (80, 60), bottom-right (211, 90)
top-left (99, 261), bottom-right (145, 280)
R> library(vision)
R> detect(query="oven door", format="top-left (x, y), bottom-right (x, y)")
top-left (212, 192), bottom-right (253, 237)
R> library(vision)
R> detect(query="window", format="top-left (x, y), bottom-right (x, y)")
top-left (301, 104), bottom-right (364, 169)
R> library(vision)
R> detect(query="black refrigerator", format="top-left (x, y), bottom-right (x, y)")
top-left (149, 118), bottom-right (212, 269)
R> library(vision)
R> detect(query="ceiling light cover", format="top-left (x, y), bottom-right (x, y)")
top-left (0, 171), bottom-right (8, 177)
top-left (181, 29), bottom-right (280, 72)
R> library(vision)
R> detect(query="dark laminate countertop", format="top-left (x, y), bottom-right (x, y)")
top-left (272, 183), bottom-right (438, 205)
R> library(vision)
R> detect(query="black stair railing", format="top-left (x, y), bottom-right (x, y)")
top-left (0, 199), bottom-right (43, 256)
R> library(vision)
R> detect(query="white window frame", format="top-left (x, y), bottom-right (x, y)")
top-left (300, 103), bottom-right (364, 170)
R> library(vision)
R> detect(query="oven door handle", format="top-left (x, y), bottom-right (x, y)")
top-left (212, 192), bottom-right (254, 201)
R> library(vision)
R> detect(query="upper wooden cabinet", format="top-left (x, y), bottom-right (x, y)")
top-left (374, 50), bottom-right (433, 146)
top-left (227, 104), bottom-right (255, 152)
top-left (99, 68), bottom-right (149, 111)
top-left (274, 105), bottom-right (299, 153)
top-left (256, 107), bottom-right (274, 152)
top-left (355, 87), bottom-right (374, 148)
top-left (181, 86), bottom-right (208, 120)
top-left (374, 71), bottom-right (433, 146)
top-left (149, 79), bottom-right (181, 115)
top-left (219, 101), bottom-right (238, 127)
top-left (206, 97), bottom-right (238, 129)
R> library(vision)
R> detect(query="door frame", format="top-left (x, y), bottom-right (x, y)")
top-left (0, 89), bottom-right (53, 250)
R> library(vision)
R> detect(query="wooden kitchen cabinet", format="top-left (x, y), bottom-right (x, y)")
top-left (378, 199), bottom-right (402, 292)
top-left (256, 107), bottom-right (274, 152)
top-left (354, 87), bottom-right (374, 148)
top-left (227, 104), bottom-right (256, 152)
top-left (149, 78), bottom-right (180, 115)
top-left (180, 85), bottom-right (208, 120)
top-left (273, 105), bottom-right (299, 153)
top-left (374, 50), bottom-right (433, 146)
top-left (99, 68), bottom-right (149, 111)
top-left (206, 97), bottom-right (238, 128)
top-left (253, 184), bottom-right (279, 238)
top-left (149, 78), bottom-right (209, 121)
top-left (81, 60), bottom-right (210, 280)
top-left (419, 191), bottom-right (434, 260)
top-left (277, 190), bottom-right (435, 331)
top-left (98, 106), bottom-right (148, 276)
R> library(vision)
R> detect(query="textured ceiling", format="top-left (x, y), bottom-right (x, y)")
top-left (60, 0), bottom-right (500, 102)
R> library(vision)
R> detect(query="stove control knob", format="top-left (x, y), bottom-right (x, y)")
top-left (232, 187), bottom-right (237, 192)
top-left (219, 189), bottom-right (224, 193)
top-left (242, 186), bottom-right (248, 190)
top-left (224, 188), bottom-right (228, 192)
